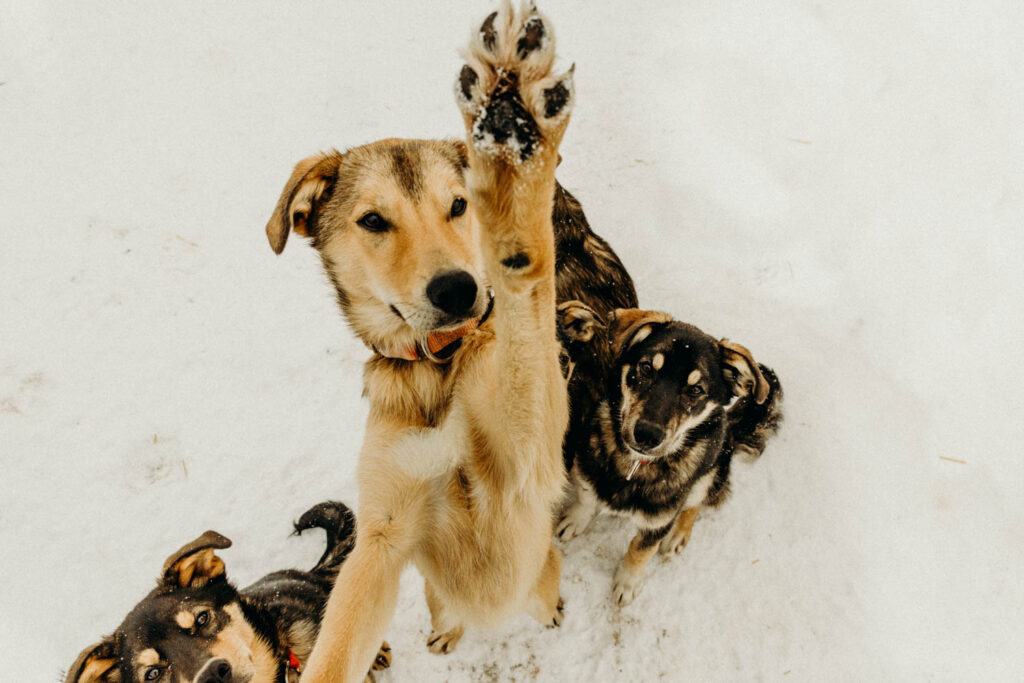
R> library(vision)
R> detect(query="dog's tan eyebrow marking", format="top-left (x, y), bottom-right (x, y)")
top-left (652, 353), bottom-right (664, 370)
top-left (175, 611), bottom-right (195, 629)
top-left (629, 325), bottom-right (653, 349)
top-left (137, 648), bottom-right (159, 666)
top-left (688, 370), bottom-right (701, 385)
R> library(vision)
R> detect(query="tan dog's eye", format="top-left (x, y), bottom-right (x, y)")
top-left (451, 197), bottom-right (467, 218)
top-left (145, 667), bottom-right (163, 681)
top-left (196, 610), bottom-right (210, 627)
top-left (356, 212), bottom-right (390, 232)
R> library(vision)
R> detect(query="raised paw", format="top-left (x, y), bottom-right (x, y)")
top-left (612, 567), bottom-right (644, 607)
top-left (456, 1), bottom-right (574, 163)
top-left (372, 642), bottom-right (392, 671)
top-left (426, 626), bottom-right (464, 655)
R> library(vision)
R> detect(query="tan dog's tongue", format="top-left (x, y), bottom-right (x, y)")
top-left (425, 318), bottom-right (479, 355)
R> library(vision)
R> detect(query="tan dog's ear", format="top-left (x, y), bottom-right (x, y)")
top-left (65, 639), bottom-right (120, 683)
top-left (609, 308), bottom-right (673, 357)
top-left (161, 530), bottom-right (232, 588)
top-left (720, 339), bottom-right (770, 404)
top-left (557, 300), bottom-right (605, 343)
top-left (266, 152), bottom-right (343, 254)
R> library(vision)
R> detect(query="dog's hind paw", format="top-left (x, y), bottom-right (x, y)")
top-left (372, 641), bottom-right (392, 670)
top-left (547, 597), bottom-right (565, 628)
top-left (426, 626), bottom-right (464, 655)
top-left (456, 1), bottom-right (574, 163)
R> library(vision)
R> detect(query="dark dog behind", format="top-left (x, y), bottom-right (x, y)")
top-left (551, 184), bottom-right (638, 473)
top-left (556, 307), bottom-right (783, 605)
top-left (65, 501), bottom-right (391, 683)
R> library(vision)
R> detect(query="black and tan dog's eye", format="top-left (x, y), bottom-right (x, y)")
top-left (145, 667), bottom-right (162, 681)
top-left (636, 360), bottom-right (654, 381)
top-left (196, 610), bottom-right (210, 627)
top-left (356, 212), bottom-right (389, 232)
top-left (451, 197), bottom-right (467, 218)
top-left (686, 384), bottom-right (704, 397)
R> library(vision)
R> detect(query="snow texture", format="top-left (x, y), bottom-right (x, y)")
top-left (1, 1), bottom-right (1022, 680)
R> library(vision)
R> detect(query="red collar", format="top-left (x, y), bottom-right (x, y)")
top-left (373, 290), bottom-right (494, 363)
top-left (286, 648), bottom-right (301, 672)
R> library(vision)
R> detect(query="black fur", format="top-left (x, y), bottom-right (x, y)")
top-left (561, 312), bottom-right (783, 540)
top-left (551, 183), bottom-right (638, 475)
top-left (64, 501), bottom-right (378, 683)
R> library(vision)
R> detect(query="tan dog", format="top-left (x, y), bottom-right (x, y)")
top-left (265, 3), bottom-right (576, 680)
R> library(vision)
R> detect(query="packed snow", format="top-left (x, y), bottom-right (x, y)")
top-left (1, 1), bottom-right (1022, 680)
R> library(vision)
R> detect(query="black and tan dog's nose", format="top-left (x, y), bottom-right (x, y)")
top-left (633, 420), bottom-right (665, 451)
top-left (427, 270), bottom-right (478, 317)
top-left (197, 658), bottom-right (232, 683)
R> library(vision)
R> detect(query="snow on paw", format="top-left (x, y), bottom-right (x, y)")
top-left (426, 627), bottom-right (463, 655)
top-left (455, 1), bottom-right (574, 163)
top-left (612, 567), bottom-right (644, 607)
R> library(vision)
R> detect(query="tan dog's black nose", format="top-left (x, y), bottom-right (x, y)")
top-left (196, 658), bottom-right (232, 683)
top-left (633, 420), bottom-right (665, 451)
top-left (427, 270), bottom-right (478, 317)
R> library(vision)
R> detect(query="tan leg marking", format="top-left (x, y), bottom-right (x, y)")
top-left (660, 506), bottom-right (700, 556)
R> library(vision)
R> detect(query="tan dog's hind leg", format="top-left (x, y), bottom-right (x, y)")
top-left (528, 543), bottom-right (565, 627)
top-left (660, 506), bottom-right (700, 556)
top-left (425, 580), bottom-right (465, 655)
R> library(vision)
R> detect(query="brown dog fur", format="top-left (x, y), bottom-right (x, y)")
top-left (265, 5), bottom-right (576, 680)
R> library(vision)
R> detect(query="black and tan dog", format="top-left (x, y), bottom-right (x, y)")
top-left (65, 502), bottom-right (391, 683)
top-left (555, 306), bottom-right (783, 605)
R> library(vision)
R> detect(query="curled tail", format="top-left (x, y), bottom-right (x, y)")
top-left (293, 500), bottom-right (357, 575)
top-left (727, 363), bottom-right (784, 461)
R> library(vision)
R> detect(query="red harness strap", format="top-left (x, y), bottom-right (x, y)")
top-left (286, 648), bottom-right (302, 672)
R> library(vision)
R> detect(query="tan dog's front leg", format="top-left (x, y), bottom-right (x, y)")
top-left (301, 535), bottom-right (404, 682)
top-left (455, 2), bottom-right (574, 493)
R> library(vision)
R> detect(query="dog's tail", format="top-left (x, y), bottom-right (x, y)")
top-left (727, 363), bottom-right (784, 461)
top-left (293, 500), bottom-right (357, 575)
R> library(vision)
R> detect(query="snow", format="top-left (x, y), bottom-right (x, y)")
top-left (2, 0), bottom-right (1022, 680)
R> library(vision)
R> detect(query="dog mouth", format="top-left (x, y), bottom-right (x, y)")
top-left (418, 289), bottom-right (494, 362)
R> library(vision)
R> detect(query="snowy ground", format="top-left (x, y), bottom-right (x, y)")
top-left (2, 1), bottom-right (1023, 680)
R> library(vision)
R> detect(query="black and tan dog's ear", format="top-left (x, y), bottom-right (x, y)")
top-left (65, 639), bottom-right (120, 683)
top-left (557, 300), bottom-right (605, 343)
top-left (609, 308), bottom-right (673, 357)
top-left (720, 339), bottom-right (770, 404)
top-left (161, 530), bottom-right (232, 588)
top-left (265, 152), bottom-right (343, 254)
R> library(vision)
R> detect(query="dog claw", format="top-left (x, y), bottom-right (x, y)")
top-left (481, 11), bottom-right (498, 51)
top-left (516, 14), bottom-right (546, 58)
top-left (548, 597), bottom-right (565, 627)
top-left (372, 642), bottom-right (392, 670)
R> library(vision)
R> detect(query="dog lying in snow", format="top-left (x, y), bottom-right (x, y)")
top-left (555, 305), bottom-right (783, 605)
top-left (64, 502), bottom-right (391, 683)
